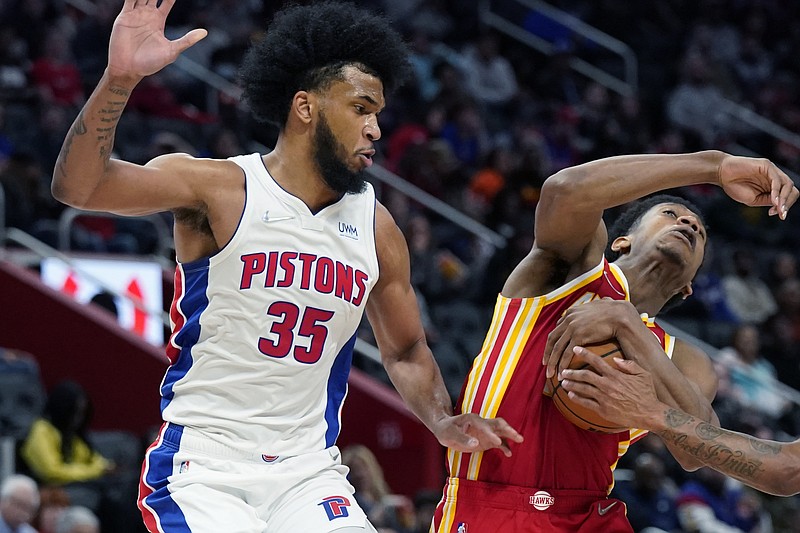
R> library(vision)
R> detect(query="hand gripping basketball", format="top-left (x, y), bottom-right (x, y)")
top-left (546, 340), bottom-right (629, 433)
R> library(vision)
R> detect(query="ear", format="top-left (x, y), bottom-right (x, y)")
top-left (291, 91), bottom-right (314, 124)
top-left (680, 281), bottom-right (693, 299)
top-left (610, 236), bottom-right (631, 255)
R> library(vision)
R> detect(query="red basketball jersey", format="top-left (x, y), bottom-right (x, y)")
top-left (446, 258), bottom-right (673, 490)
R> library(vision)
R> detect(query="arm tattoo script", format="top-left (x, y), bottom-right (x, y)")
top-left (55, 109), bottom-right (87, 179)
top-left (656, 409), bottom-right (785, 482)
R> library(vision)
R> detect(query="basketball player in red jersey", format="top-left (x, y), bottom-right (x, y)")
top-left (432, 152), bottom-right (798, 532)
top-left (560, 347), bottom-right (800, 497)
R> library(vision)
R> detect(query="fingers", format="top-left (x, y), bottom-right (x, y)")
top-left (483, 418), bottom-right (523, 458)
top-left (452, 416), bottom-right (523, 457)
top-left (171, 28), bottom-right (208, 55)
top-left (560, 377), bottom-right (600, 400)
top-left (159, 0), bottom-right (177, 16)
top-left (571, 346), bottom-right (613, 375)
top-left (493, 417), bottom-right (524, 443)
top-left (557, 341), bottom-right (577, 379)
top-left (769, 164), bottom-right (798, 220)
top-left (123, 0), bottom-right (137, 11)
top-left (564, 390), bottom-right (600, 411)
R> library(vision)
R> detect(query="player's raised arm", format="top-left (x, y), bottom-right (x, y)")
top-left (561, 350), bottom-right (800, 496)
top-left (534, 151), bottom-right (725, 264)
top-left (51, 0), bottom-right (207, 215)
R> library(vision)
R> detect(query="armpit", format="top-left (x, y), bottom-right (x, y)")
top-left (173, 206), bottom-right (212, 236)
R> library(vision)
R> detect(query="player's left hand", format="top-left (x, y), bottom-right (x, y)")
top-left (718, 154), bottom-right (799, 219)
top-left (433, 413), bottom-right (523, 457)
top-left (543, 299), bottom-right (639, 380)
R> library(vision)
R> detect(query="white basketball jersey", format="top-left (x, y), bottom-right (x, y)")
top-left (160, 153), bottom-right (379, 457)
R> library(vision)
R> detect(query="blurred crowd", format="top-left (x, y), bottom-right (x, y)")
top-left (2, 0), bottom-right (800, 531)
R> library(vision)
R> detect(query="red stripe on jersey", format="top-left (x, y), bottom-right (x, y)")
top-left (463, 301), bottom-right (522, 419)
top-left (138, 423), bottom-right (167, 533)
top-left (165, 266), bottom-right (186, 364)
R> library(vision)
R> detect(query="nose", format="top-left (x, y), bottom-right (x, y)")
top-left (365, 115), bottom-right (381, 142)
top-left (678, 214), bottom-right (700, 233)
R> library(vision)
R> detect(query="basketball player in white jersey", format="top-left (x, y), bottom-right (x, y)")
top-left (50, 1), bottom-right (523, 531)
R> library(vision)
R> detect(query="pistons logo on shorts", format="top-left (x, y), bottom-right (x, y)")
top-left (319, 495), bottom-right (351, 521)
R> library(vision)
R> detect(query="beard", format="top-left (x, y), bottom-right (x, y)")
top-left (312, 111), bottom-right (367, 195)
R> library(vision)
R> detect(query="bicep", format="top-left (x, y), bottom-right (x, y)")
top-left (366, 206), bottom-right (427, 362)
top-left (534, 174), bottom-right (608, 264)
top-left (76, 154), bottom-right (205, 215)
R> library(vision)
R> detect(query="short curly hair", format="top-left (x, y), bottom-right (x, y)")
top-left (239, 1), bottom-right (411, 127)
top-left (605, 193), bottom-right (706, 261)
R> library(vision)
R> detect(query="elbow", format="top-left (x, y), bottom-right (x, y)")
top-left (778, 462), bottom-right (800, 497)
top-left (51, 179), bottom-right (91, 209)
top-left (539, 167), bottom-right (593, 210)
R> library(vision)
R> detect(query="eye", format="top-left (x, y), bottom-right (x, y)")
top-left (354, 104), bottom-right (366, 114)
top-left (663, 209), bottom-right (677, 218)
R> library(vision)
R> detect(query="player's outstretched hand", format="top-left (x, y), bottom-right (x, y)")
top-left (433, 414), bottom-right (523, 457)
top-left (108, 0), bottom-right (207, 80)
top-left (719, 154), bottom-right (799, 220)
top-left (543, 299), bottom-right (638, 381)
top-left (560, 347), bottom-right (661, 429)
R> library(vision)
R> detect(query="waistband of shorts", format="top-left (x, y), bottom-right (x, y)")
top-left (162, 423), bottom-right (313, 463)
top-left (448, 478), bottom-right (610, 514)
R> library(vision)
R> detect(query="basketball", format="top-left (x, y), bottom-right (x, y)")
top-left (549, 340), bottom-right (628, 433)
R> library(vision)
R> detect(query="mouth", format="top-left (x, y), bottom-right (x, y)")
top-left (670, 228), bottom-right (695, 249)
top-left (356, 149), bottom-right (375, 168)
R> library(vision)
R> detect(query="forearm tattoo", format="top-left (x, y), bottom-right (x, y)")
top-left (96, 85), bottom-right (129, 158)
top-left (55, 84), bottom-right (130, 178)
top-left (56, 109), bottom-right (87, 179)
top-left (657, 408), bottom-right (783, 482)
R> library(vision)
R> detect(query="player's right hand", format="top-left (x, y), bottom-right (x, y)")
top-left (108, 0), bottom-right (207, 80)
top-left (718, 154), bottom-right (799, 220)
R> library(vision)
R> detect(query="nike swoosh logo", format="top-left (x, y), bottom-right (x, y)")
top-left (598, 501), bottom-right (618, 516)
top-left (262, 211), bottom-right (294, 223)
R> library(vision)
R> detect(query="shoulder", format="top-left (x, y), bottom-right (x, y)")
top-left (371, 202), bottom-right (411, 287)
top-left (145, 153), bottom-right (245, 182)
top-left (374, 202), bottom-right (406, 256)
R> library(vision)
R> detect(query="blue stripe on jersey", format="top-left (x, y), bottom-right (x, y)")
top-left (324, 332), bottom-right (357, 447)
top-left (144, 424), bottom-right (190, 530)
top-left (161, 260), bottom-right (210, 412)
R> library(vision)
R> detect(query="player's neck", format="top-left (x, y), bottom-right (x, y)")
top-left (263, 144), bottom-right (341, 213)
top-left (616, 261), bottom-right (682, 316)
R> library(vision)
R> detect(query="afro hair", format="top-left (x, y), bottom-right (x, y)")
top-left (605, 193), bottom-right (706, 261)
top-left (239, 1), bottom-right (411, 128)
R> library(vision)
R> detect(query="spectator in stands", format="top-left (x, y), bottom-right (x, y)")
top-left (0, 474), bottom-right (39, 533)
top-left (32, 486), bottom-right (70, 533)
top-left (29, 28), bottom-right (84, 109)
top-left (676, 468), bottom-right (770, 532)
top-left (666, 52), bottom-right (738, 145)
top-left (767, 251), bottom-right (798, 292)
top-left (341, 444), bottom-right (413, 533)
top-left (19, 380), bottom-right (113, 517)
top-left (410, 489), bottom-right (440, 533)
top-left (611, 453), bottom-right (680, 533)
top-left (716, 323), bottom-right (788, 422)
top-left (721, 247), bottom-right (778, 325)
top-left (459, 31), bottom-right (519, 133)
top-left (439, 98), bottom-right (491, 171)
top-left (54, 506), bottom-right (99, 533)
